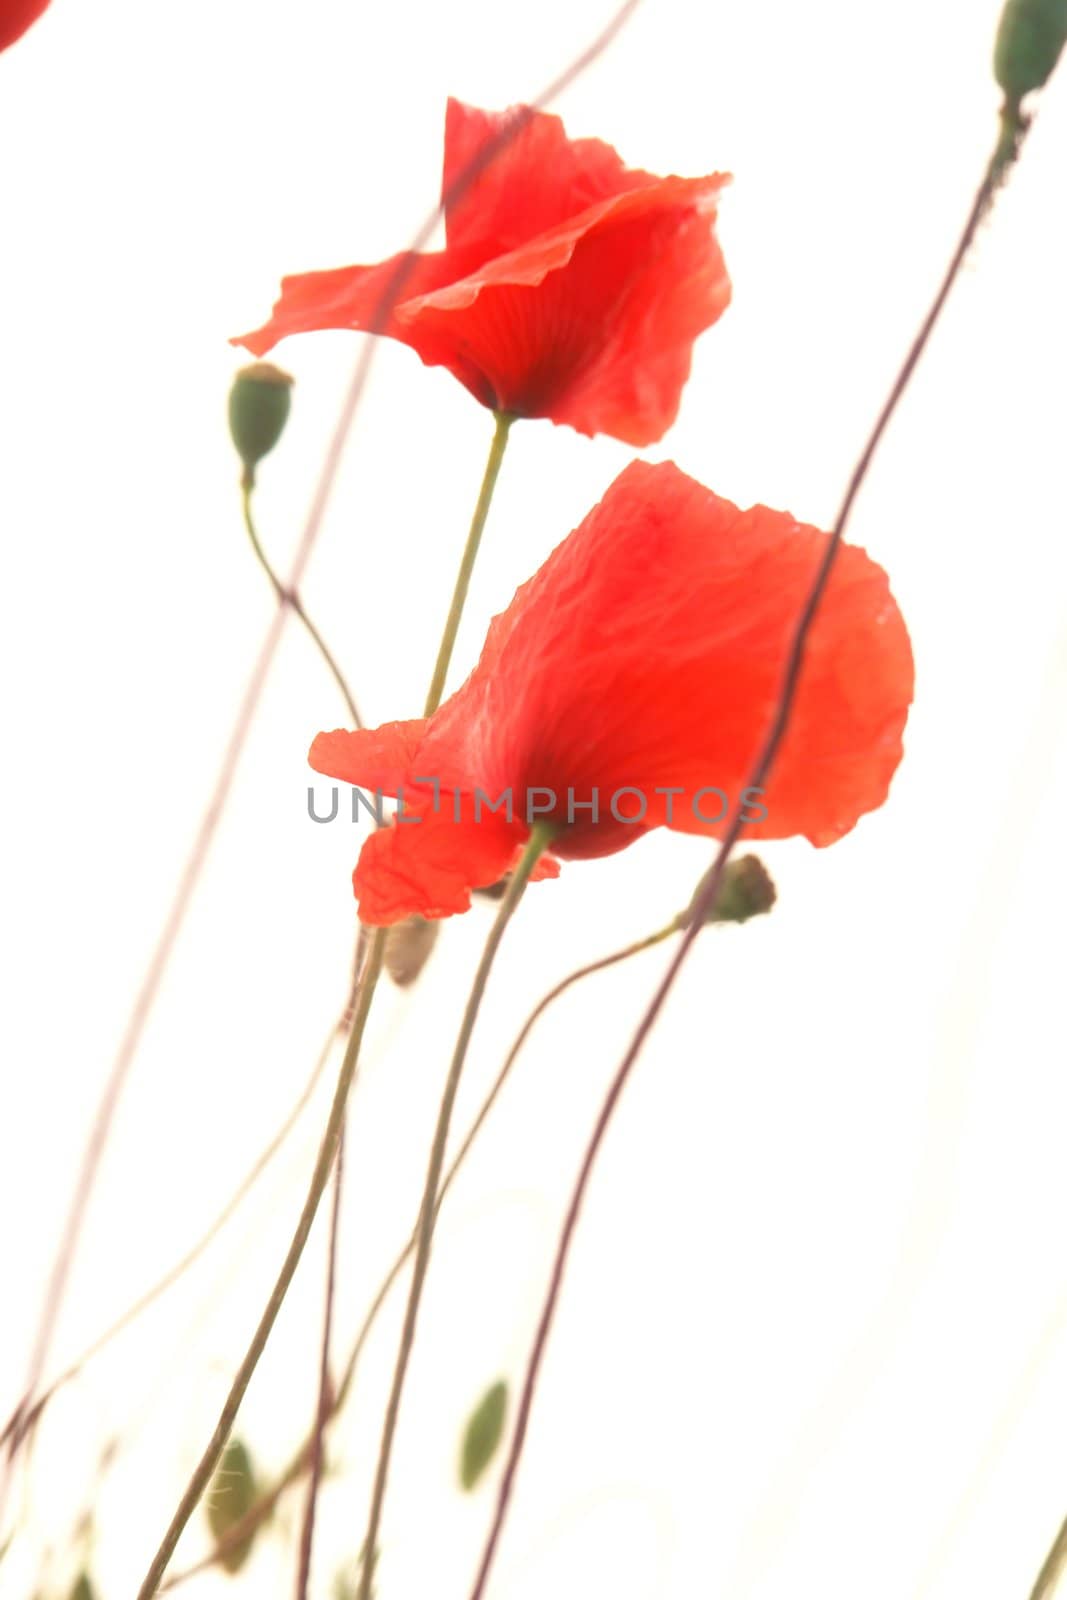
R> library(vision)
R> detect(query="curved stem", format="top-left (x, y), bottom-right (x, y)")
top-left (468, 147), bottom-right (1006, 1600)
top-left (356, 824), bottom-right (554, 1600)
top-left (160, 913), bottom-right (681, 1590)
top-left (423, 412), bottom-right (513, 717)
top-left (136, 932), bottom-right (387, 1600)
top-left (242, 484), bottom-right (363, 729)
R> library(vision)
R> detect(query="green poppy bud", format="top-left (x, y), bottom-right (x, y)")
top-left (459, 1379), bottom-right (508, 1491)
top-left (384, 914), bottom-right (440, 987)
top-left (228, 363), bottom-right (294, 488)
top-left (685, 853), bottom-right (777, 927)
top-left (994, 0), bottom-right (1067, 100)
top-left (206, 1437), bottom-right (259, 1574)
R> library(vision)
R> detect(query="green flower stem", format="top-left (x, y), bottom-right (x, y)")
top-left (135, 931), bottom-right (387, 1600)
top-left (160, 912), bottom-right (684, 1591)
top-left (241, 483), bottom-right (363, 728)
top-left (142, 416), bottom-right (524, 1595)
top-left (356, 822), bottom-right (556, 1600)
top-left (423, 411), bottom-right (513, 717)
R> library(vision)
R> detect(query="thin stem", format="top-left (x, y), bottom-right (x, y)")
top-left (160, 913), bottom-right (681, 1590)
top-left (135, 932), bottom-right (387, 1600)
top-left (423, 412), bottom-right (513, 717)
top-left (294, 1121), bottom-right (345, 1600)
top-left (356, 824), bottom-right (555, 1600)
top-left (468, 148), bottom-right (1005, 1600)
top-left (1029, 1515), bottom-right (1067, 1600)
top-left (242, 484), bottom-right (363, 729)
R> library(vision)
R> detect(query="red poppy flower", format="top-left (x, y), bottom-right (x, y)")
top-left (233, 99), bottom-right (732, 446)
top-left (310, 461), bottom-right (914, 925)
top-left (1, 0), bottom-right (50, 52)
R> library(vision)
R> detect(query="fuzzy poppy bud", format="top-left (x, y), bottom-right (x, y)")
top-left (206, 1437), bottom-right (259, 1574)
top-left (684, 853), bottom-right (777, 927)
top-left (228, 362), bottom-right (293, 488)
top-left (383, 914), bottom-right (440, 987)
top-left (994, 0), bottom-right (1067, 100)
top-left (459, 1379), bottom-right (508, 1491)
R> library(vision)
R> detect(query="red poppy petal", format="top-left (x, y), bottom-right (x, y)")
top-left (441, 98), bottom-right (654, 257)
top-left (526, 851), bottom-right (562, 883)
top-left (231, 246), bottom-right (485, 359)
top-left (399, 176), bottom-right (730, 436)
top-left (352, 801), bottom-right (545, 925)
top-left (309, 720), bottom-right (430, 796)
top-left (436, 461), bottom-right (913, 852)
top-left (231, 103), bottom-right (730, 437)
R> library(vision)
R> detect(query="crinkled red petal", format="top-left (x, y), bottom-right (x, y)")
top-left (309, 720), bottom-right (431, 796)
top-left (231, 101), bottom-right (731, 442)
top-left (428, 460), bottom-right (915, 851)
top-left (351, 799), bottom-right (557, 925)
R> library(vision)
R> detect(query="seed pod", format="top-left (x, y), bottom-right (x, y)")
top-left (67, 1577), bottom-right (95, 1600)
top-left (228, 362), bottom-right (294, 488)
top-left (384, 914), bottom-right (440, 987)
top-left (459, 1379), bottom-right (509, 1491)
top-left (994, 0), bottom-right (1067, 100)
top-left (206, 1437), bottom-right (259, 1574)
top-left (685, 853), bottom-right (777, 927)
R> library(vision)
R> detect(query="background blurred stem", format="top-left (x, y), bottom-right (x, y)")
top-left (0, 993), bottom-right (351, 1459)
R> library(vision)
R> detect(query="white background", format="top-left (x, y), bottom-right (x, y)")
top-left (3, 0), bottom-right (1067, 1597)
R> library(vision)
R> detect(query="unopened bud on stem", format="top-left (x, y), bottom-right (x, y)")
top-left (995, 0), bottom-right (1067, 99)
top-left (383, 915), bottom-right (440, 987)
top-left (684, 853), bottom-right (777, 927)
top-left (228, 362), bottom-right (294, 489)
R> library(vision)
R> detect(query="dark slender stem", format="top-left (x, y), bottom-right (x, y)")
top-left (423, 412), bottom-right (513, 716)
top-left (356, 824), bottom-right (556, 1600)
top-left (135, 933), bottom-right (387, 1599)
top-left (242, 484), bottom-right (363, 728)
top-left (468, 150), bottom-right (1003, 1600)
top-left (295, 1122), bottom-right (345, 1600)
top-left (160, 912), bottom-right (681, 1590)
